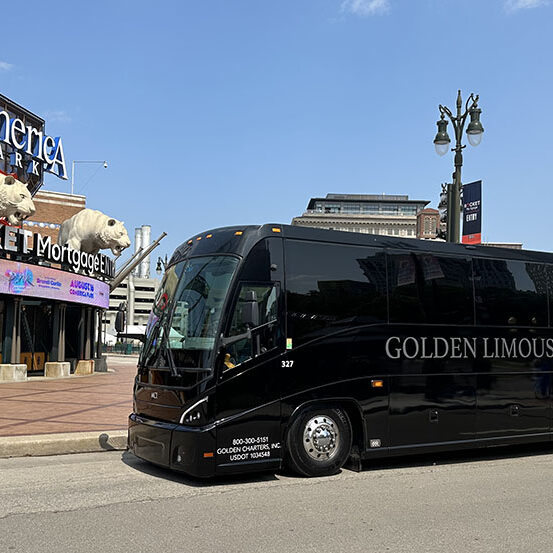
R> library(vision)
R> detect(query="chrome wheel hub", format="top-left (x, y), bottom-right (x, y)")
top-left (303, 415), bottom-right (340, 461)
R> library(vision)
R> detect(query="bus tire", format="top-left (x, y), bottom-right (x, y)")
top-left (286, 407), bottom-right (352, 477)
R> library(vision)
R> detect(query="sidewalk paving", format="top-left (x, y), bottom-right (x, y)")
top-left (0, 355), bottom-right (138, 458)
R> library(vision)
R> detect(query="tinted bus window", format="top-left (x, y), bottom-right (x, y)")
top-left (388, 252), bottom-right (474, 325)
top-left (473, 258), bottom-right (548, 326)
top-left (286, 240), bottom-right (387, 344)
top-left (224, 283), bottom-right (279, 367)
top-left (545, 265), bottom-right (553, 326)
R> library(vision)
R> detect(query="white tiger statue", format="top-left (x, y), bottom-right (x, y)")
top-left (0, 174), bottom-right (36, 225)
top-left (58, 208), bottom-right (131, 256)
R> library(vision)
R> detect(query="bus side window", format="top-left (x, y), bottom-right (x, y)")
top-left (388, 252), bottom-right (474, 325)
top-left (285, 240), bottom-right (387, 345)
top-left (225, 284), bottom-right (279, 367)
top-left (473, 259), bottom-right (548, 326)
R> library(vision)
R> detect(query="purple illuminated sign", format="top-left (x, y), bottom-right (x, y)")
top-left (0, 259), bottom-right (109, 308)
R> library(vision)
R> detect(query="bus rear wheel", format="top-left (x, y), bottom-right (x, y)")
top-left (286, 407), bottom-right (352, 477)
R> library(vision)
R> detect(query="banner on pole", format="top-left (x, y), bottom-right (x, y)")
top-left (462, 180), bottom-right (482, 245)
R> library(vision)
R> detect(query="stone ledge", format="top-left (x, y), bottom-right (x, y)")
top-left (0, 430), bottom-right (128, 458)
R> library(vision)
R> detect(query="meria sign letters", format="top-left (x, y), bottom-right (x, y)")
top-left (0, 111), bottom-right (67, 180)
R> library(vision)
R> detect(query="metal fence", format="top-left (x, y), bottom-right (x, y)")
top-left (102, 344), bottom-right (142, 355)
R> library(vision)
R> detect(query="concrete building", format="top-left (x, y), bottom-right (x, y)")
top-left (105, 275), bottom-right (159, 329)
top-left (291, 193), bottom-right (430, 238)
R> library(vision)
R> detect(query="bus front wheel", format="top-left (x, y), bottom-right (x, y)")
top-left (286, 407), bottom-right (352, 477)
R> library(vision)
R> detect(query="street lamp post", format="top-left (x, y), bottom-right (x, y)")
top-left (433, 90), bottom-right (484, 243)
top-left (156, 255), bottom-right (168, 277)
top-left (70, 160), bottom-right (108, 195)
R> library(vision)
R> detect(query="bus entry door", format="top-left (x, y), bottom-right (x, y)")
top-left (214, 282), bottom-right (283, 474)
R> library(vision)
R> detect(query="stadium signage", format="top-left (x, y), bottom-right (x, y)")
top-left (0, 257), bottom-right (109, 308)
top-left (386, 336), bottom-right (553, 360)
top-left (0, 111), bottom-right (67, 180)
top-left (0, 224), bottom-right (114, 279)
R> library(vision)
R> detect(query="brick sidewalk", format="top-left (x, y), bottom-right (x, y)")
top-left (0, 356), bottom-right (137, 437)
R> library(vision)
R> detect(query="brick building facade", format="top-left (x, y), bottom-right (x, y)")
top-left (23, 190), bottom-right (86, 242)
top-left (416, 208), bottom-right (440, 239)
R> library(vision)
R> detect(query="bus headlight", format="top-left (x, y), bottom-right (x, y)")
top-left (179, 397), bottom-right (208, 426)
top-left (184, 410), bottom-right (202, 424)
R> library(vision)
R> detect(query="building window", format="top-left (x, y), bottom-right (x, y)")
top-left (342, 203), bottom-right (361, 213)
top-left (423, 217), bottom-right (432, 235)
top-left (323, 204), bottom-right (340, 213)
top-left (400, 207), bottom-right (417, 216)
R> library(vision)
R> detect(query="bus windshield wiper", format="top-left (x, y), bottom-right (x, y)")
top-left (154, 315), bottom-right (179, 377)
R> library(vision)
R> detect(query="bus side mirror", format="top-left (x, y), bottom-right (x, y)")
top-left (241, 290), bottom-right (259, 328)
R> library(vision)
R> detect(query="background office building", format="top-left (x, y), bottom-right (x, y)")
top-left (103, 225), bottom-right (160, 335)
top-left (291, 193), bottom-right (430, 238)
top-left (106, 276), bottom-right (159, 329)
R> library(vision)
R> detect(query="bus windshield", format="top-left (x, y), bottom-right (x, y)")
top-left (140, 255), bottom-right (239, 371)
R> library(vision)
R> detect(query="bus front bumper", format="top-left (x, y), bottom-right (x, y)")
top-left (128, 413), bottom-right (216, 478)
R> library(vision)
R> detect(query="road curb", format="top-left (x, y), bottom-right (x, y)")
top-left (0, 430), bottom-right (128, 458)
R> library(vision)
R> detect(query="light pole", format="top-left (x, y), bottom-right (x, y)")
top-left (70, 160), bottom-right (108, 195)
top-left (433, 90), bottom-right (484, 242)
top-left (156, 255), bottom-right (168, 277)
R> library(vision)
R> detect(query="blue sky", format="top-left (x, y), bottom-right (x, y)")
top-left (1, 0), bottom-right (552, 266)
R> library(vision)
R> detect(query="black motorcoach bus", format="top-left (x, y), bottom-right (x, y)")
top-left (129, 224), bottom-right (553, 477)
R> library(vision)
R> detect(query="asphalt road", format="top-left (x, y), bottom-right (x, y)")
top-left (2, 446), bottom-right (553, 553)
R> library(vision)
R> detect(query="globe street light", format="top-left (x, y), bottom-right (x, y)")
top-left (156, 255), bottom-right (168, 277)
top-left (70, 160), bottom-right (108, 195)
top-left (155, 257), bottom-right (163, 277)
top-left (433, 90), bottom-right (484, 243)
